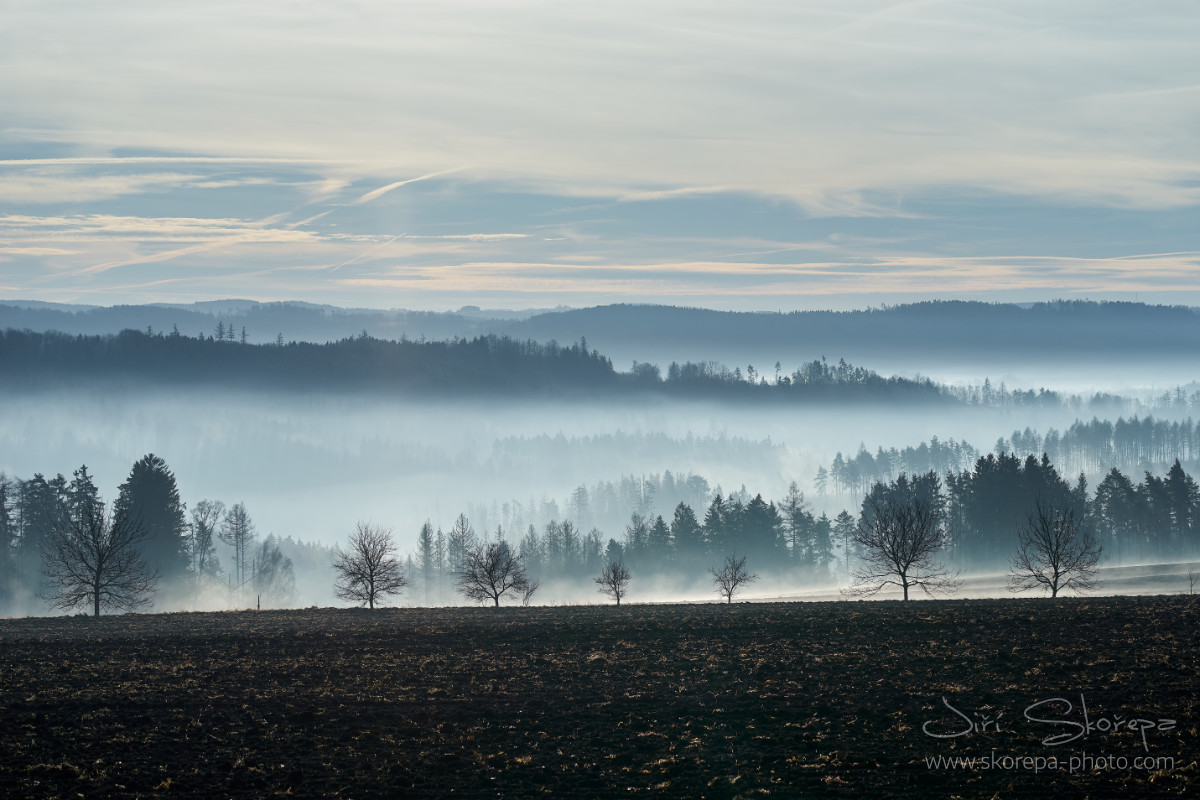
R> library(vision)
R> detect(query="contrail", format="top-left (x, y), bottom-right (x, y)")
top-left (329, 233), bottom-right (408, 271)
top-left (351, 166), bottom-right (468, 205)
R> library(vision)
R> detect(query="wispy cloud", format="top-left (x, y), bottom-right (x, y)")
top-left (0, 172), bottom-right (205, 204)
top-left (334, 251), bottom-right (1200, 298)
top-left (2, 2), bottom-right (1198, 308)
top-left (350, 167), bottom-right (468, 205)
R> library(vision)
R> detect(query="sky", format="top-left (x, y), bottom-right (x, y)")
top-left (1, 0), bottom-right (1198, 311)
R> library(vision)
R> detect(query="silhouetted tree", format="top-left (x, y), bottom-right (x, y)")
top-left (647, 515), bottom-right (671, 562)
top-left (847, 473), bottom-right (958, 600)
top-left (67, 465), bottom-right (101, 522)
top-left (670, 502), bottom-right (704, 559)
top-left (811, 512), bottom-right (835, 579)
top-left (252, 535), bottom-right (296, 607)
top-left (333, 522), bottom-right (408, 609)
top-left (0, 474), bottom-right (16, 600)
top-left (189, 500), bottom-right (224, 580)
top-left (41, 501), bottom-right (157, 616)
top-left (114, 454), bottom-right (188, 579)
top-left (702, 494), bottom-right (726, 554)
top-left (457, 541), bottom-right (536, 606)
top-left (416, 521), bottom-right (436, 604)
top-left (594, 560), bottom-right (631, 605)
top-left (833, 510), bottom-right (857, 580)
top-left (447, 513), bottom-right (476, 573)
top-left (709, 554), bottom-right (757, 604)
top-left (624, 512), bottom-right (649, 563)
top-left (16, 474), bottom-right (66, 575)
top-left (219, 502), bottom-right (256, 595)
top-left (779, 482), bottom-right (811, 563)
top-left (1009, 500), bottom-right (1101, 598)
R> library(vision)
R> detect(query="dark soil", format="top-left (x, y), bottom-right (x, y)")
top-left (1, 597), bottom-right (1196, 798)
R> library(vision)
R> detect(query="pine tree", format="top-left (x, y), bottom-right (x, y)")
top-left (67, 465), bottom-right (101, 522)
top-left (417, 521), bottom-right (435, 604)
top-left (0, 474), bottom-right (15, 600)
top-left (114, 454), bottom-right (188, 579)
top-left (219, 502), bottom-right (256, 595)
top-left (670, 502), bottom-right (704, 558)
top-left (16, 473), bottom-right (66, 576)
top-left (447, 514), bottom-right (476, 574)
top-left (648, 515), bottom-right (671, 562)
top-left (702, 494), bottom-right (726, 555)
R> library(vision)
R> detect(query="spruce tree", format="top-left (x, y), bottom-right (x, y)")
top-left (114, 455), bottom-right (188, 579)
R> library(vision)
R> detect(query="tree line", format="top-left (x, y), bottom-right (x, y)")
top-left (11, 326), bottom-right (1200, 414)
top-left (6, 450), bottom-right (1199, 616)
top-left (820, 415), bottom-right (1200, 498)
top-left (0, 328), bottom-right (947, 403)
top-left (0, 456), bottom-right (303, 613)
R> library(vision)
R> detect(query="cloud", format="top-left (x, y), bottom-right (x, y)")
top-left (333, 251), bottom-right (1200, 298)
top-left (2, 2), bottom-right (1199, 308)
top-left (0, 246), bottom-right (79, 256)
top-left (2, 2), bottom-right (1196, 212)
top-left (350, 167), bottom-right (469, 205)
top-left (0, 171), bottom-right (206, 204)
top-left (409, 233), bottom-right (530, 241)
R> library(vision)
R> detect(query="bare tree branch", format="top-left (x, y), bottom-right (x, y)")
top-left (456, 541), bottom-right (535, 607)
top-left (844, 488), bottom-right (959, 601)
top-left (41, 502), bottom-right (157, 616)
top-left (1009, 499), bottom-right (1101, 598)
top-left (709, 554), bottom-right (757, 604)
top-left (333, 522), bottom-right (408, 609)
top-left (595, 560), bottom-right (631, 606)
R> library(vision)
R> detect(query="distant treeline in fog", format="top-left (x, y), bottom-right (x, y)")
top-left (822, 415), bottom-right (1200, 496)
top-left (4, 327), bottom-right (1186, 410)
top-left (0, 328), bottom-right (947, 402)
top-left (5, 448), bottom-right (1199, 615)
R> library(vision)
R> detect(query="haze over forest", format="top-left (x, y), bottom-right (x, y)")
top-left (3, 299), bottom-right (1200, 616)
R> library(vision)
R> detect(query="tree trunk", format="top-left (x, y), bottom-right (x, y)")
top-left (94, 592), bottom-right (100, 617)
top-left (493, 595), bottom-right (500, 607)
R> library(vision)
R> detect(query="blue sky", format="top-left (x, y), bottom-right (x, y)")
top-left (1, 1), bottom-right (1198, 310)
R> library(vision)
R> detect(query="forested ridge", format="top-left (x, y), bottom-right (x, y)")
top-left (0, 327), bottom-right (948, 402)
top-left (6, 299), bottom-right (1200, 360)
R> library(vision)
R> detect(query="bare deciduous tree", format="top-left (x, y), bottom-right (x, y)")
top-left (1009, 500), bottom-right (1101, 598)
top-left (333, 523), bottom-right (408, 609)
top-left (218, 502), bottom-right (255, 597)
top-left (253, 536), bottom-right (297, 607)
top-left (845, 488), bottom-right (959, 601)
top-left (595, 560), bottom-right (631, 605)
top-left (521, 577), bottom-right (540, 607)
top-left (41, 503), bottom-right (157, 616)
top-left (1189, 568), bottom-right (1197, 595)
top-left (457, 541), bottom-right (535, 607)
top-left (709, 554), bottom-right (757, 604)
top-left (189, 499), bottom-right (224, 581)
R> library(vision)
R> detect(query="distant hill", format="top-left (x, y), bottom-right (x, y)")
top-left (0, 300), bottom-right (497, 344)
top-left (3, 300), bottom-right (1199, 385)
top-left (0, 328), bottom-right (948, 405)
top-left (502, 300), bottom-right (1200, 364)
